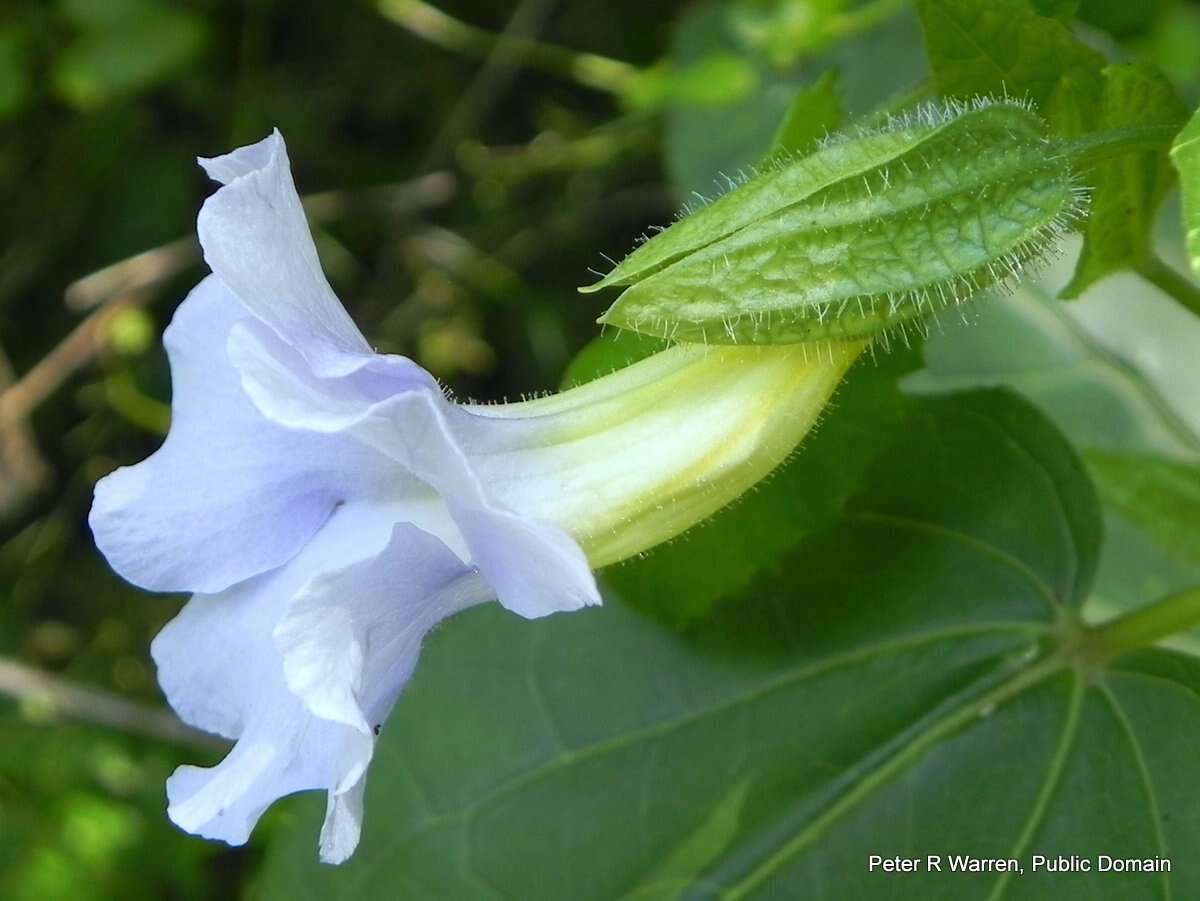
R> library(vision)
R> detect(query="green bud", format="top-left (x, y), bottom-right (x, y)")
top-left (107, 307), bottom-right (156, 357)
top-left (582, 99), bottom-right (1086, 345)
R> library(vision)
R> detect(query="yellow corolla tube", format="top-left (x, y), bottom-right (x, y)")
top-left (464, 339), bottom-right (867, 568)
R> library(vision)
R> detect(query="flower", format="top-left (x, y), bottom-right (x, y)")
top-left (89, 131), bottom-right (862, 864)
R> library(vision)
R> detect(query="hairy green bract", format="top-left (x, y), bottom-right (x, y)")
top-left (584, 98), bottom-right (1087, 346)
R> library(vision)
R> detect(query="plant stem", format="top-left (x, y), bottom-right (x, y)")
top-left (1084, 586), bottom-right (1200, 664)
top-left (105, 371), bottom-right (171, 435)
top-left (376, 0), bottom-right (640, 95)
top-left (828, 0), bottom-right (906, 39)
top-left (1055, 125), bottom-right (1181, 166)
top-left (0, 172), bottom-right (456, 438)
top-left (1138, 254), bottom-right (1200, 320)
top-left (415, 0), bottom-right (561, 172)
top-left (0, 658), bottom-right (226, 753)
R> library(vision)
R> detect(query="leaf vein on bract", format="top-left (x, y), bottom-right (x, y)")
top-left (920, 198), bottom-right (965, 286)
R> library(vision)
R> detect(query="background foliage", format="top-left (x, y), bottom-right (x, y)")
top-left (1, 1), bottom-right (1199, 899)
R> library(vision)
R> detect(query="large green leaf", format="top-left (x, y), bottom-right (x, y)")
top-left (915, 0), bottom-right (1105, 132)
top-left (663, 2), bottom-right (926, 200)
top-left (907, 249), bottom-right (1200, 617)
top-left (1029, 0), bottom-right (1079, 20)
top-left (1085, 451), bottom-right (1200, 570)
top-left (1062, 64), bottom-right (1188, 297)
top-left (915, 0), bottom-right (1187, 295)
top-left (1075, 0), bottom-right (1174, 38)
top-left (255, 388), bottom-right (1200, 899)
top-left (763, 68), bottom-right (843, 163)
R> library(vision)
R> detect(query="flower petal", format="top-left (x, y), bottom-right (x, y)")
top-left (89, 276), bottom-right (371, 594)
top-left (274, 525), bottom-right (483, 735)
top-left (228, 319), bottom-right (600, 618)
top-left (155, 503), bottom-right (487, 862)
top-left (198, 130), bottom-right (597, 616)
top-left (152, 501), bottom-right (398, 739)
top-left (197, 130), bottom-right (371, 376)
top-left (319, 777), bottom-right (366, 865)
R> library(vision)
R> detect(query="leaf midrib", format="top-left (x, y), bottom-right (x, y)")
top-left (464, 624), bottom-right (1036, 821)
top-left (716, 654), bottom-right (1071, 898)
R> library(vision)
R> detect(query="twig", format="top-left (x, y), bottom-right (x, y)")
top-left (376, 0), bottom-right (639, 95)
top-left (0, 292), bottom-right (148, 427)
top-left (63, 237), bottom-right (199, 313)
top-left (417, 0), bottom-right (562, 173)
top-left (0, 171), bottom-right (458, 437)
top-left (301, 170), bottom-right (457, 223)
top-left (0, 657), bottom-right (227, 753)
top-left (457, 116), bottom-right (654, 183)
top-left (64, 171), bottom-right (457, 313)
top-left (0, 343), bottom-right (51, 510)
top-left (826, 0), bottom-right (907, 40)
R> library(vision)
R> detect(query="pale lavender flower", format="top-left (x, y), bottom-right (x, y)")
top-left (90, 131), bottom-right (860, 864)
top-left (90, 131), bottom-right (600, 863)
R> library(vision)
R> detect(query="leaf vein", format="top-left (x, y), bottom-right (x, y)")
top-left (984, 667), bottom-right (1085, 901)
top-left (375, 623), bottom-right (1044, 866)
top-left (1098, 679), bottom-right (1173, 901)
top-left (845, 509), bottom-right (1062, 609)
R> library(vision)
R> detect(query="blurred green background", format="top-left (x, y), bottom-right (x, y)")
top-left (1, 1), bottom-right (679, 897)
top-left (2, 1), bottom-right (1198, 899)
